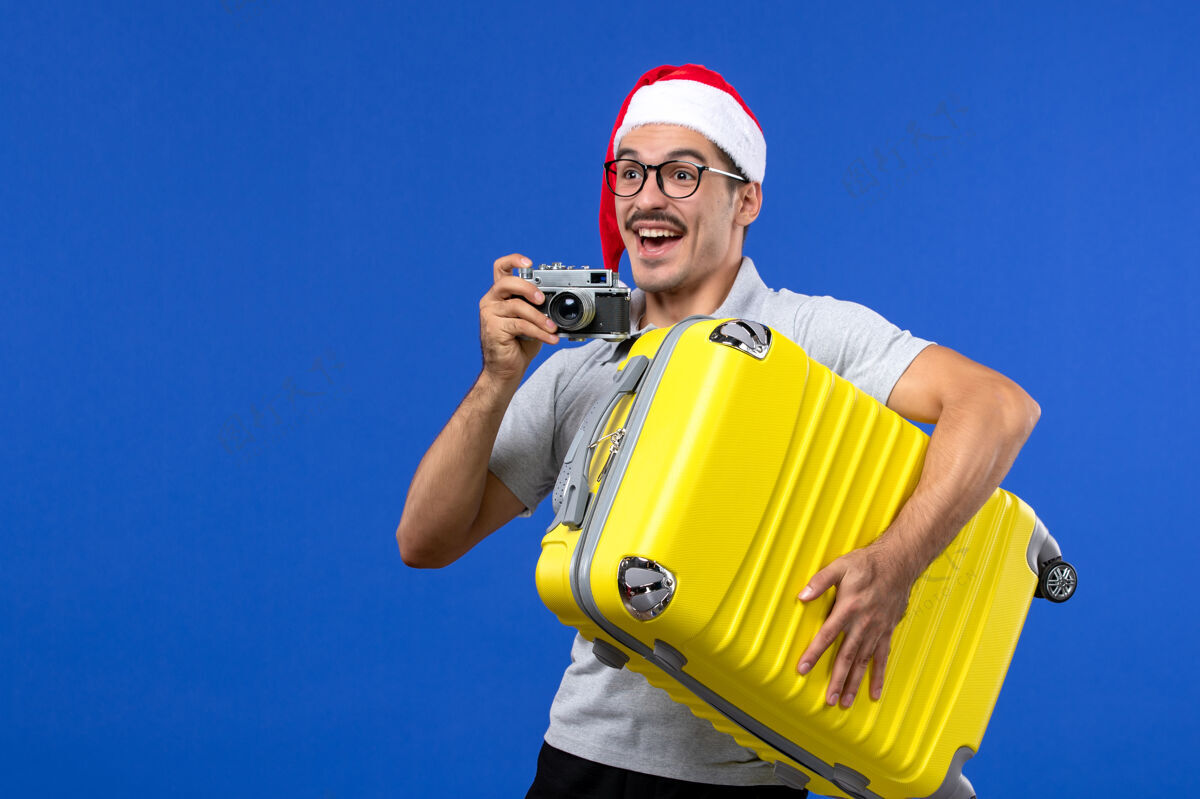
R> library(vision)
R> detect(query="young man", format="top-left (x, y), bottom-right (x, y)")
top-left (396, 64), bottom-right (1040, 797)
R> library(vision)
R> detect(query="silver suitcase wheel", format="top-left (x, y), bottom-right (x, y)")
top-left (1036, 557), bottom-right (1077, 602)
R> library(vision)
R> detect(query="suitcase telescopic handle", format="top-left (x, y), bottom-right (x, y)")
top-left (548, 354), bottom-right (651, 532)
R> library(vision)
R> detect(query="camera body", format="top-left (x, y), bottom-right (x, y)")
top-left (516, 262), bottom-right (631, 341)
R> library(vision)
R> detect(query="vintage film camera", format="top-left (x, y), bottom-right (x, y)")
top-left (516, 262), bottom-right (631, 341)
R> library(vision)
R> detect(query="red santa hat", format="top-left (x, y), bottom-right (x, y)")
top-left (600, 64), bottom-right (766, 272)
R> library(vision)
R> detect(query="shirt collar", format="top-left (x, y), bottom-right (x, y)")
top-left (604, 256), bottom-right (766, 362)
top-left (628, 256), bottom-right (765, 335)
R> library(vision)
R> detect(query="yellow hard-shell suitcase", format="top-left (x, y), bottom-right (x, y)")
top-left (535, 317), bottom-right (1076, 799)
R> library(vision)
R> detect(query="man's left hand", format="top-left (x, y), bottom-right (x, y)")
top-left (795, 539), bottom-right (919, 708)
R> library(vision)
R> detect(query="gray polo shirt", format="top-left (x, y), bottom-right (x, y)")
top-left (489, 257), bottom-right (933, 786)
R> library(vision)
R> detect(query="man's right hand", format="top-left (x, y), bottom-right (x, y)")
top-left (479, 253), bottom-right (560, 383)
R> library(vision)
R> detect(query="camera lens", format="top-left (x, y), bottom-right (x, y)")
top-left (557, 296), bottom-right (581, 321)
top-left (547, 291), bottom-right (595, 331)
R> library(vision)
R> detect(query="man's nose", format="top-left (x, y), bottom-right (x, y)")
top-left (634, 172), bottom-right (670, 207)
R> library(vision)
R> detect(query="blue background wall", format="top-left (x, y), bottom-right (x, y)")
top-left (3, 1), bottom-right (1197, 796)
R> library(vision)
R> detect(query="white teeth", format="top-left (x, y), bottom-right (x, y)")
top-left (638, 229), bottom-right (680, 238)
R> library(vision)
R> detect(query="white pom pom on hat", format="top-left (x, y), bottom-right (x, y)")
top-left (600, 64), bottom-right (766, 272)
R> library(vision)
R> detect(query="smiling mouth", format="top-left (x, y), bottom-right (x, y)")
top-left (634, 227), bottom-right (683, 258)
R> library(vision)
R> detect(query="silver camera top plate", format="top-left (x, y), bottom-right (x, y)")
top-left (515, 263), bottom-right (617, 288)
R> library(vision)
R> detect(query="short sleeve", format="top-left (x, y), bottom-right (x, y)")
top-left (488, 354), bottom-right (569, 514)
top-left (786, 293), bottom-right (935, 405)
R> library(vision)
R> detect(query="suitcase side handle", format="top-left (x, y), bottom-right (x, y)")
top-left (548, 354), bottom-right (651, 532)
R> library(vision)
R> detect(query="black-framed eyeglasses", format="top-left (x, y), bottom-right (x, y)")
top-left (603, 159), bottom-right (749, 199)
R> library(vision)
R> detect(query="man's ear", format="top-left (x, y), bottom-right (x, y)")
top-left (735, 181), bottom-right (762, 227)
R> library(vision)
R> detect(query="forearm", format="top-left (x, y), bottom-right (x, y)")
top-left (396, 370), bottom-right (521, 567)
top-left (876, 378), bottom-right (1041, 580)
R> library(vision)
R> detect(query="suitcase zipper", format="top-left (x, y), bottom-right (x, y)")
top-left (592, 427), bottom-right (627, 454)
top-left (589, 428), bottom-right (627, 483)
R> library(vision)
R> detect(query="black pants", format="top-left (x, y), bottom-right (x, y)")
top-left (525, 742), bottom-right (808, 799)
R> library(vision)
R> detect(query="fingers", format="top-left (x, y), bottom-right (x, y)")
top-left (795, 558), bottom-right (847, 677)
top-left (837, 634), bottom-right (875, 708)
top-left (795, 610), bottom-right (842, 678)
top-left (481, 254), bottom-right (559, 351)
top-left (794, 554), bottom-right (890, 708)
top-left (484, 255), bottom-right (555, 340)
top-left (477, 254), bottom-right (562, 380)
top-left (490, 254), bottom-right (552, 318)
top-left (802, 619), bottom-right (877, 708)
top-left (481, 294), bottom-right (559, 345)
top-left (795, 545), bottom-right (909, 709)
top-left (493, 253), bottom-right (532, 282)
top-left (799, 622), bottom-right (893, 708)
top-left (490, 274), bottom-right (546, 306)
top-left (482, 308), bottom-right (558, 351)
top-left (798, 559), bottom-right (844, 603)
top-left (869, 636), bottom-right (890, 701)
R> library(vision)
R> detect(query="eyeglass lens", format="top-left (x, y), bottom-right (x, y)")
top-left (606, 160), bottom-right (702, 198)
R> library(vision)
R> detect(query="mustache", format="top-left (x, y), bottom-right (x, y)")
top-left (626, 211), bottom-right (687, 234)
